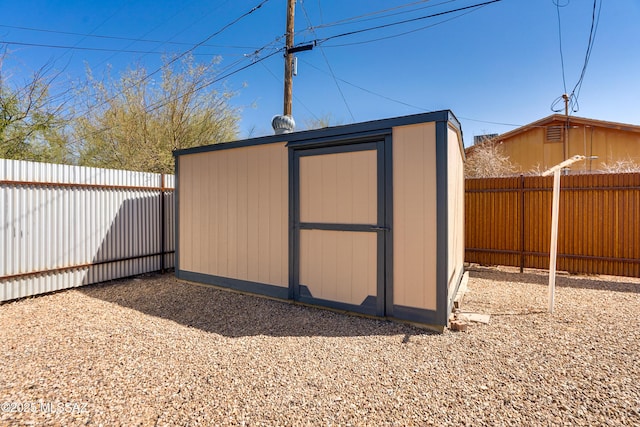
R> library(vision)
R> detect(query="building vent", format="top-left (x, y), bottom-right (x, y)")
top-left (546, 126), bottom-right (563, 142)
top-left (474, 134), bottom-right (498, 145)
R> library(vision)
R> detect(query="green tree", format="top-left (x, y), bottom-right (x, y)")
top-left (74, 54), bottom-right (239, 174)
top-left (0, 51), bottom-right (70, 162)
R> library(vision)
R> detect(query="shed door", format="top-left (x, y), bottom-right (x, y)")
top-left (292, 141), bottom-right (388, 316)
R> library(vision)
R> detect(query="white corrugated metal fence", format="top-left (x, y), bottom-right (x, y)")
top-left (0, 159), bottom-right (175, 302)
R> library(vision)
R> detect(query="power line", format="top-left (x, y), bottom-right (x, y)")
top-left (299, 1), bottom-right (355, 121)
top-left (128, 49), bottom-right (283, 121)
top-left (61, 1), bottom-right (276, 147)
top-left (551, 0), bottom-right (602, 114)
top-left (310, 0), bottom-right (445, 31)
top-left (89, 0), bottom-right (242, 77)
top-left (317, 0), bottom-right (325, 24)
top-left (0, 39), bottom-right (232, 55)
top-left (299, 57), bottom-right (429, 112)
top-left (0, 23), bottom-right (258, 50)
top-left (569, 0), bottom-right (601, 106)
top-left (293, 0), bottom-right (460, 42)
top-left (322, 3), bottom-right (490, 48)
top-left (73, 0), bottom-right (271, 122)
top-left (148, 0), bottom-right (271, 80)
top-left (298, 57), bottom-right (530, 133)
top-left (61, 46), bottom-right (283, 151)
top-left (554, 0), bottom-right (568, 95)
top-left (315, 0), bottom-right (503, 46)
top-left (258, 60), bottom-right (320, 121)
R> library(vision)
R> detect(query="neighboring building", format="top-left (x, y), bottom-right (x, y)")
top-left (468, 115), bottom-right (640, 173)
top-left (473, 134), bottom-right (498, 145)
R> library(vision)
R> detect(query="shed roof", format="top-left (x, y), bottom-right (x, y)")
top-left (174, 110), bottom-right (462, 157)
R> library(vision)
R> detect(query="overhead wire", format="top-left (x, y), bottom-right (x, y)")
top-left (140, 0), bottom-right (271, 84)
top-left (9, 0), bottom-right (522, 145)
top-left (259, 60), bottom-right (320, 121)
top-left (61, 46), bottom-right (282, 149)
top-left (145, 46), bottom-right (284, 114)
top-left (0, 39), bottom-right (232, 56)
top-left (299, 0), bottom-right (355, 121)
top-left (299, 57), bottom-right (429, 112)
top-left (317, 0), bottom-right (325, 24)
top-left (569, 0), bottom-right (601, 107)
top-left (554, 0), bottom-right (569, 95)
top-left (299, 58), bottom-right (525, 131)
top-left (322, 3), bottom-right (491, 48)
top-left (88, 0), bottom-right (245, 81)
top-left (62, 1), bottom-right (276, 146)
top-left (310, 0), bottom-right (440, 31)
top-left (293, 0), bottom-right (460, 41)
top-left (36, 3), bottom-right (129, 124)
top-left (57, 3), bottom-right (128, 61)
top-left (551, 0), bottom-right (602, 114)
top-left (0, 23), bottom-right (257, 50)
top-left (73, 0), bottom-right (271, 119)
top-left (314, 0), bottom-right (503, 46)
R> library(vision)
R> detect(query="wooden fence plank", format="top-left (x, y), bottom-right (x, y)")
top-left (465, 173), bottom-right (640, 278)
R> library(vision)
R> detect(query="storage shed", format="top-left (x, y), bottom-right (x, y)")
top-left (174, 110), bottom-right (465, 330)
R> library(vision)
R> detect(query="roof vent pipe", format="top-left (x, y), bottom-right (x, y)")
top-left (272, 115), bottom-right (295, 135)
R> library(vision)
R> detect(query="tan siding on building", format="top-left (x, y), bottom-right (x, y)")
top-left (299, 150), bottom-right (377, 224)
top-left (447, 126), bottom-right (465, 296)
top-left (392, 123), bottom-right (438, 311)
top-left (299, 229), bottom-right (377, 305)
top-left (178, 142), bottom-right (288, 287)
top-left (496, 121), bottom-right (640, 173)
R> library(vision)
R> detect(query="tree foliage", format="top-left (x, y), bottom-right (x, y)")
top-left (464, 139), bottom-right (517, 178)
top-left (599, 158), bottom-right (640, 173)
top-left (303, 113), bottom-right (342, 130)
top-left (0, 51), bottom-right (70, 163)
top-left (73, 55), bottom-right (239, 173)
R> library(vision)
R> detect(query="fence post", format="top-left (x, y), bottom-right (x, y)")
top-left (160, 173), bottom-right (166, 274)
top-left (520, 174), bottom-right (525, 273)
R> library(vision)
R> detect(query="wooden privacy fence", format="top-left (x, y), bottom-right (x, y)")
top-left (465, 173), bottom-right (640, 278)
top-left (0, 159), bottom-right (175, 302)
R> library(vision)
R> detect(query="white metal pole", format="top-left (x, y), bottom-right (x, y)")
top-left (548, 169), bottom-right (561, 313)
top-left (542, 155), bottom-right (585, 314)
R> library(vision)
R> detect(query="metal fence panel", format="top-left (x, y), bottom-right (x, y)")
top-left (465, 173), bottom-right (640, 278)
top-left (1, 159), bottom-right (175, 302)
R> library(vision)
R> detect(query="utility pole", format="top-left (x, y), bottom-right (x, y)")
top-left (562, 93), bottom-right (569, 117)
top-left (283, 0), bottom-right (295, 116)
top-left (272, 0), bottom-right (297, 134)
top-left (562, 93), bottom-right (569, 162)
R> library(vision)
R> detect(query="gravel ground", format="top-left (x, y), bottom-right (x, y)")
top-left (1, 266), bottom-right (639, 426)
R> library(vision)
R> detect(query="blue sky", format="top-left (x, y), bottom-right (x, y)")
top-left (1, 0), bottom-right (638, 146)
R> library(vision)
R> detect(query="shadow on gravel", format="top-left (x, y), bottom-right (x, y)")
top-left (79, 274), bottom-right (435, 338)
top-left (467, 266), bottom-right (640, 294)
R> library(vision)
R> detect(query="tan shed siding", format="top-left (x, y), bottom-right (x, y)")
top-left (392, 122), bottom-right (438, 311)
top-left (178, 142), bottom-right (288, 287)
top-left (299, 229), bottom-right (377, 305)
top-left (447, 125), bottom-right (465, 295)
top-left (299, 150), bottom-right (377, 224)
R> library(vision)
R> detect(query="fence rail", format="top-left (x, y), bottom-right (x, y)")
top-left (465, 173), bottom-right (640, 278)
top-left (1, 159), bottom-right (175, 302)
